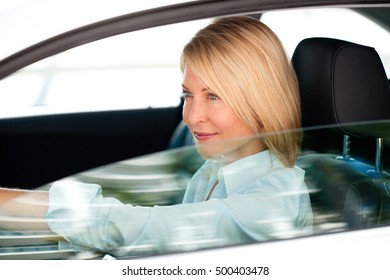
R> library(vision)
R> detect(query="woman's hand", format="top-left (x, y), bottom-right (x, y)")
top-left (0, 187), bottom-right (50, 231)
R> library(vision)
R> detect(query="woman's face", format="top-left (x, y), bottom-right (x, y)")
top-left (182, 66), bottom-right (265, 162)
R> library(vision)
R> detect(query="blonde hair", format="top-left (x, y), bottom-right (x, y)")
top-left (180, 16), bottom-right (302, 167)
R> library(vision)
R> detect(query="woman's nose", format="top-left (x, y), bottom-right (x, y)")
top-left (183, 99), bottom-right (208, 126)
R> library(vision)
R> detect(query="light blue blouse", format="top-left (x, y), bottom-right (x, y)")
top-left (47, 150), bottom-right (312, 255)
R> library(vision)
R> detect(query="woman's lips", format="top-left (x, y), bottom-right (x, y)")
top-left (194, 132), bottom-right (218, 141)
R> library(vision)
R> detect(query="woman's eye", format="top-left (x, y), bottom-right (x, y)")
top-left (182, 91), bottom-right (193, 99)
top-left (208, 93), bottom-right (219, 101)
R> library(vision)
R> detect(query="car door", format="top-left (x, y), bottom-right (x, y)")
top-left (0, 107), bottom-right (182, 188)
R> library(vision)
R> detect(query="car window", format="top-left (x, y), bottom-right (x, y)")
top-left (261, 8), bottom-right (390, 77)
top-left (3, 125), bottom-right (389, 259)
top-left (1, 8), bottom-right (390, 261)
top-left (0, 19), bottom-right (211, 119)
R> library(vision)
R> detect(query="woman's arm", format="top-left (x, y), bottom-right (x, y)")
top-left (0, 187), bottom-right (50, 231)
top-left (46, 181), bottom-right (310, 254)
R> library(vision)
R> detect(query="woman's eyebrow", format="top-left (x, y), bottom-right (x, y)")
top-left (181, 84), bottom-right (210, 92)
top-left (181, 84), bottom-right (189, 90)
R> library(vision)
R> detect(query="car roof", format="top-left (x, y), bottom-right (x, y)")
top-left (0, 0), bottom-right (193, 59)
top-left (0, 0), bottom-right (389, 79)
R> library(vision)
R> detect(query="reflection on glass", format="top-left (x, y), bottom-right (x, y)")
top-left (2, 124), bottom-right (390, 259)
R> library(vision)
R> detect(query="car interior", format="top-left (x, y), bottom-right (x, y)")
top-left (0, 107), bottom-right (183, 189)
top-left (292, 37), bottom-right (390, 231)
top-left (1, 6), bottom-right (390, 259)
top-left (162, 36), bottom-right (390, 233)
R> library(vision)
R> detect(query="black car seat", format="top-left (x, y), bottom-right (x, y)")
top-left (292, 37), bottom-right (390, 231)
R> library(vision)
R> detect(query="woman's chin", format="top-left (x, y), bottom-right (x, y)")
top-left (196, 144), bottom-right (224, 160)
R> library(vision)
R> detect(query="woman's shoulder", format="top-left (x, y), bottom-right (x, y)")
top-left (252, 152), bottom-right (306, 191)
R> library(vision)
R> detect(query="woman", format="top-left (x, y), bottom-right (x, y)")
top-left (0, 16), bottom-right (312, 254)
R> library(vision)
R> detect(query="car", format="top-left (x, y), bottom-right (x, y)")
top-left (0, 0), bottom-right (390, 275)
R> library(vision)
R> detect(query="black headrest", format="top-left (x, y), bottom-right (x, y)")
top-left (292, 37), bottom-right (390, 138)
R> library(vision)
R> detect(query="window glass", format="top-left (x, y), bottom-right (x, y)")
top-left (261, 8), bottom-right (390, 77)
top-left (0, 19), bottom-right (211, 118)
top-left (1, 10), bottom-right (390, 260)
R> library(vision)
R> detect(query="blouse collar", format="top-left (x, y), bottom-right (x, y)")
top-left (216, 150), bottom-right (285, 196)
